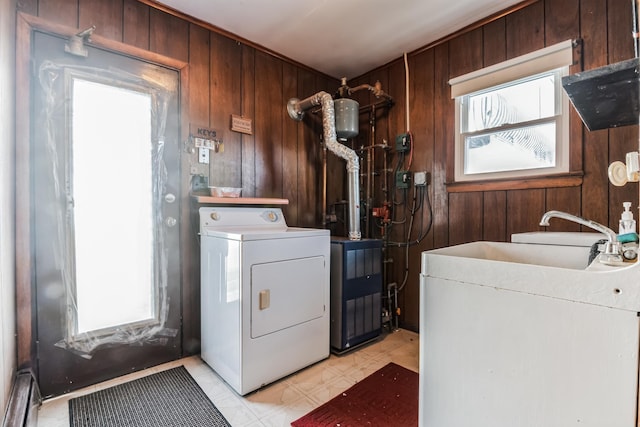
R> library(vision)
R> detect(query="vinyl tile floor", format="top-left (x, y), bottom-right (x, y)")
top-left (37, 328), bottom-right (419, 427)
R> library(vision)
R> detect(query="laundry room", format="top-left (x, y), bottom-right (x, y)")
top-left (2, 0), bottom-right (640, 426)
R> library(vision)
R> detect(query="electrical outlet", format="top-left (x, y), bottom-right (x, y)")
top-left (198, 147), bottom-right (210, 164)
top-left (191, 175), bottom-right (209, 191)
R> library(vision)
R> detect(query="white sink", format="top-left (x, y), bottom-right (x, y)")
top-left (420, 235), bottom-right (640, 427)
top-left (422, 239), bottom-right (639, 310)
top-left (426, 240), bottom-right (591, 269)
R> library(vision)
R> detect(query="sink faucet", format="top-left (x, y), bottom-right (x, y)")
top-left (539, 210), bottom-right (623, 264)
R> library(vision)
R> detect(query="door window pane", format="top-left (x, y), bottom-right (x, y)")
top-left (71, 78), bottom-right (155, 334)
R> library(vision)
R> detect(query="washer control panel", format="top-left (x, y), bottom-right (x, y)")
top-left (199, 207), bottom-right (287, 230)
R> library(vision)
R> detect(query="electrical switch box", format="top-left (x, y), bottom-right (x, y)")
top-left (395, 133), bottom-right (411, 152)
top-left (414, 171), bottom-right (428, 186)
top-left (396, 170), bottom-right (411, 189)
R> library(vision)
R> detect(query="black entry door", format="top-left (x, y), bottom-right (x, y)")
top-left (31, 29), bottom-right (182, 397)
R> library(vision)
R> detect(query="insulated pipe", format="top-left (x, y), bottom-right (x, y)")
top-left (287, 92), bottom-right (361, 240)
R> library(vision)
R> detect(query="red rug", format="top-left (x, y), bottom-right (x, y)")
top-left (291, 362), bottom-right (418, 427)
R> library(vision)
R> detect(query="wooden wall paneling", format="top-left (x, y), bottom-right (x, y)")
top-left (149, 7), bottom-right (188, 62)
top-left (321, 75), bottom-right (341, 231)
top-left (386, 60), bottom-right (405, 143)
top-left (364, 69), bottom-right (387, 239)
top-left (381, 58), bottom-right (407, 299)
top-left (432, 43), bottom-right (450, 249)
top-left (366, 68), bottom-right (391, 238)
top-left (449, 28), bottom-right (484, 80)
top-left (607, 0), bottom-right (636, 62)
top-left (580, 0), bottom-right (609, 226)
top-left (188, 24), bottom-right (210, 128)
top-left (351, 74), bottom-right (372, 194)
top-left (482, 18), bottom-right (506, 67)
top-left (580, 0), bottom-right (608, 70)
top-left (208, 33), bottom-right (242, 189)
top-left (180, 22), bottom-right (209, 356)
top-left (408, 50), bottom-right (435, 255)
top-left (123, 0), bottom-right (149, 49)
top-left (401, 49), bottom-right (435, 332)
top-left (506, 189), bottom-right (546, 236)
top-left (282, 62), bottom-right (299, 223)
top-left (16, 0), bottom-right (37, 16)
top-left (241, 45), bottom-right (256, 198)
top-left (583, 126), bottom-right (611, 225)
top-left (544, 186), bottom-right (582, 231)
top-left (505, 1), bottom-right (544, 58)
top-left (543, 0), bottom-right (581, 173)
top-left (448, 192), bottom-right (483, 245)
top-left (481, 17), bottom-right (507, 240)
top-left (607, 0), bottom-right (639, 229)
top-left (36, 0), bottom-right (76, 26)
top-left (78, 0), bottom-right (123, 42)
top-left (381, 60), bottom-right (405, 242)
top-left (483, 191), bottom-right (507, 241)
top-left (544, 0), bottom-right (583, 213)
top-left (296, 70), bottom-right (323, 228)
top-left (566, 72), bottom-right (584, 174)
top-left (254, 50), bottom-right (283, 199)
top-left (544, 0), bottom-right (579, 45)
top-left (607, 139), bottom-right (639, 229)
top-left (447, 30), bottom-right (483, 246)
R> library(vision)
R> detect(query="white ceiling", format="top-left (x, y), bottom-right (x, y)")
top-left (156, 0), bottom-right (524, 79)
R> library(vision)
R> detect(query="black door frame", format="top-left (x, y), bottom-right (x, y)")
top-left (15, 11), bottom-right (190, 389)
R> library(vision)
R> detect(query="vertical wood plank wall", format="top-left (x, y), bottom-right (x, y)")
top-left (18, 0), bottom-right (336, 356)
top-left (345, 0), bottom-right (639, 331)
top-left (17, 0), bottom-right (639, 343)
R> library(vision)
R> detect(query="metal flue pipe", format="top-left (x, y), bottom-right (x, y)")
top-left (287, 92), bottom-right (361, 240)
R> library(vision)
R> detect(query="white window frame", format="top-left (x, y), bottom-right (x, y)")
top-left (449, 40), bottom-right (574, 182)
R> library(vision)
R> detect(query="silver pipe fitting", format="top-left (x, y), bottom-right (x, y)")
top-left (287, 92), bottom-right (361, 240)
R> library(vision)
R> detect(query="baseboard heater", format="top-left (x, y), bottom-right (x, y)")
top-left (2, 370), bottom-right (40, 427)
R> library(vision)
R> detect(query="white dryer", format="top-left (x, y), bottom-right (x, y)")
top-left (199, 206), bottom-right (330, 395)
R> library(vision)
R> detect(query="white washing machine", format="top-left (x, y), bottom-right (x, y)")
top-left (199, 206), bottom-right (330, 395)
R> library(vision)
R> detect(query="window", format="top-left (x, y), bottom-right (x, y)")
top-left (71, 76), bottom-right (156, 335)
top-left (450, 40), bottom-right (574, 182)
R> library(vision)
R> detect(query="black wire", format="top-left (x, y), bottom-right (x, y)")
top-left (387, 183), bottom-right (433, 247)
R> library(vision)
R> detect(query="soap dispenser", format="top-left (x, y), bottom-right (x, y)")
top-left (619, 202), bottom-right (637, 235)
top-left (619, 202), bottom-right (639, 260)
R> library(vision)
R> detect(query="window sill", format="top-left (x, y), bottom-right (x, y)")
top-left (445, 171), bottom-right (584, 193)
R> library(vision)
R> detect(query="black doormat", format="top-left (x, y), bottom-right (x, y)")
top-left (69, 366), bottom-right (231, 427)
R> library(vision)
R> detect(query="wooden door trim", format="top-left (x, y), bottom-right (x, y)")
top-left (15, 11), bottom-right (190, 371)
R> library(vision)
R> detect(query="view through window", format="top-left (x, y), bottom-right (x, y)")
top-left (71, 78), bottom-right (155, 335)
